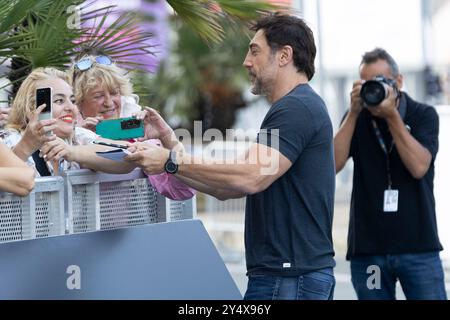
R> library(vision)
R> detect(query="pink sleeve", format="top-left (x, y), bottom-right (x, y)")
top-left (144, 139), bottom-right (196, 201)
top-left (147, 173), bottom-right (196, 201)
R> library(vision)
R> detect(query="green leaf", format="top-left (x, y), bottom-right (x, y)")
top-left (166, 0), bottom-right (282, 44)
top-left (167, 0), bottom-right (224, 44)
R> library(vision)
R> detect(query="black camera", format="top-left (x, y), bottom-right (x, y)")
top-left (360, 76), bottom-right (397, 107)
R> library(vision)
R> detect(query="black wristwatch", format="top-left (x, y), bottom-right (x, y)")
top-left (164, 150), bottom-right (179, 174)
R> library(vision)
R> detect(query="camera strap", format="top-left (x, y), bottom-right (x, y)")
top-left (371, 119), bottom-right (394, 189)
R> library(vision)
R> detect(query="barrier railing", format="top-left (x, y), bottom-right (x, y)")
top-left (0, 169), bottom-right (196, 243)
top-left (0, 176), bottom-right (65, 243)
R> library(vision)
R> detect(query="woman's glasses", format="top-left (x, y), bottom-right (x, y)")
top-left (74, 55), bottom-right (112, 71)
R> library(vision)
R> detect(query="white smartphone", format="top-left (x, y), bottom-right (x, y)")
top-left (36, 87), bottom-right (52, 121)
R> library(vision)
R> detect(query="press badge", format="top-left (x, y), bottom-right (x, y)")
top-left (384, 189), bottom-right (399, 212)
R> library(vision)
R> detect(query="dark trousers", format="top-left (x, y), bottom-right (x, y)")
top-left (351, 252), bottom-right (447, 300)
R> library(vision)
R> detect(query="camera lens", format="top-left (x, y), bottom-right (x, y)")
top-left (360, 80), bottom-right (388, 107)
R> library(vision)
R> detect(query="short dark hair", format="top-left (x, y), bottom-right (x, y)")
top-left (251, 13), bottom-right (316, 80)
top-left (361, 48), bottom-right (400, 77)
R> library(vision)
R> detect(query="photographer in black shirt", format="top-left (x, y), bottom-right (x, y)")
top-left (334, 48), bottom-right (447, 300)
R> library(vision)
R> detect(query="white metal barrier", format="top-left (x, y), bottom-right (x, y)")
top-left (0, 169), bottom-right (196, 243)
top-left (0, 176), bottom-right (65, 242)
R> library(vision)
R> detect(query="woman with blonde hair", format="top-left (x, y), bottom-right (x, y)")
top-left (3, 67), bottom-right (136, 176)
top-left (70, 55), bottom-right (139, 130)
top-left (70, 55), bottom-right (195, 201)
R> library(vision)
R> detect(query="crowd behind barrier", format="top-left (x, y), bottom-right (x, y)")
top-left (0, 168), bottom-right (196, 244)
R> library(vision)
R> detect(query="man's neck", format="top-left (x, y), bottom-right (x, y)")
top-left (267, 72), bottom-right (309, 104)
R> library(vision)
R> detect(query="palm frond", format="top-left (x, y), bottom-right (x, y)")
top-left (0, 0), bottom-right (54, 33)
top-left (167, 0), bottom-right (225, 43)
top-left (217, 0), bottom-right (282, 20)
top-left (1, 1), bottom-right (155, 100)
top-left (15, 1), bottom-right (84, 68)
top-left (76, 7), bottom-right (155, 70)
top-left (166, 0), bottom-right (282, 44)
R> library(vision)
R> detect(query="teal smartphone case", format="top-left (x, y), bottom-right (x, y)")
top-left (95, 117), bottom-right (144, 140)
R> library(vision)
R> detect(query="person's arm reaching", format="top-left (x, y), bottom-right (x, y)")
top-left (125, 142), bottom-right (293, 197)
top-left (174, 175), bottom-right (246, 201)
top-left (177, 143), bottom-right (292, 195)
top-left (127, 103), bottom-right (307, 198)
top-left (74, 144), bottom-right (137, 174)
top-left (40, 138), bottom-right (137, 174)
top-left (0, 142), bottom-right (35, 196)
top-left (126, 141), bottom-right (247, 200)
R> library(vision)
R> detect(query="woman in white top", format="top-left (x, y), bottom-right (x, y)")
top-left (3, 67), bottom-right (136, 176)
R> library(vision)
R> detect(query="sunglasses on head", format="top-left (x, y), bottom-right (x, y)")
top-left (74, 55), bottom-right (112, 71)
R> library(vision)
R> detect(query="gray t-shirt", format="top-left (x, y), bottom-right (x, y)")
top-left (245, 84), bottom-right (336, 276)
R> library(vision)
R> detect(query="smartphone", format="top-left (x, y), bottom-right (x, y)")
top-left (93, 141), bottom-right (128, 149)
top-left (95, 117), bottom-right (144, 140)
top-left (36, 87), bottom-right (52, 121)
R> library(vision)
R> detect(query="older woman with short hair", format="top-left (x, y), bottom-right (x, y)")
top-left (70, 55), bottom-right (195, 201)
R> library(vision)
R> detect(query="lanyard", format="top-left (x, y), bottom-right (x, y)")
top-left (371, 119), bottom-right (394, 189)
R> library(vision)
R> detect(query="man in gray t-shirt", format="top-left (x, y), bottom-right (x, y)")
top-left (124, 14), bottom-right (336, 300)
top-left (245, 83), bottom-right (335, 280)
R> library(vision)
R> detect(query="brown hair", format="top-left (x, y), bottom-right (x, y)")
top-left (252, 13), bottom-right (317, 80)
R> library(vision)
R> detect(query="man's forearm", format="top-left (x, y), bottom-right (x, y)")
top-left (387, 111), bottom-right (432, 179)
top-left (177, 153), bottom-right (261, 195)
top-left (334, 112), bottom-right (358, 173)
top-left (175, 175), bottom-right (246, 200)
